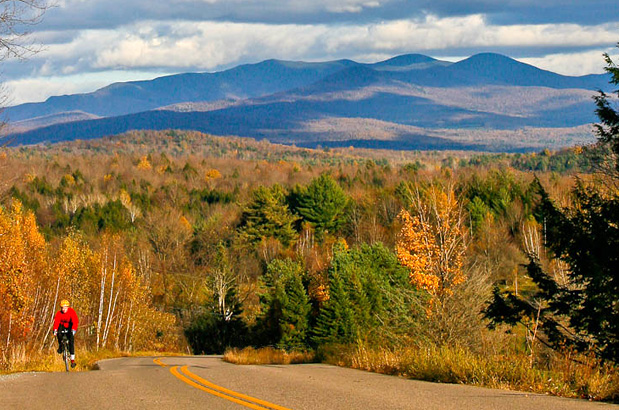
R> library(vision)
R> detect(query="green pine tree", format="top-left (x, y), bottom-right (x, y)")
top-left (293, 174), bottom-right (349, 238)
top-left (312, 242), bottom-right (423, 347)
top-left (237, 185), bottom-right (299, 247)
top-left (279, 272), bottom-right (311, 350)
top-left (256, 259), bottom-right (311, 350)
top-left (312, 267), bottom-right (358, 346)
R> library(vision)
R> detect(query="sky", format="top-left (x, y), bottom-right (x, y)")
top-left (3, 0), bottom-right (619, 105)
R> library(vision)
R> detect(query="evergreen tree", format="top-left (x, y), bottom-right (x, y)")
top-left (237, 185), bottom-right (299, 247)
top-left (312, 268), bottom-right (358, 346)
top-left (593, 44), bottom-right (619, 182)
top-left (312, 243), bottom-right (421, 347)
top-left (186, 244), bottom-right (248, 354)
top-left (255, 259), bottom-right (311, 350)
top-left (293, 174), bottom-right (349, 238)
top-left (279, 272), bottom-right (311, 350)
top-left (485, 49), bottom-right (619, 363)
top-left (184, 287), bottom-right (248, 354)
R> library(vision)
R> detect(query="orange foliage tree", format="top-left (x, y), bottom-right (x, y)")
top-left (0, 201), bottom-right (46, 353)
top-left (396, 185), bottom-right (467, 300)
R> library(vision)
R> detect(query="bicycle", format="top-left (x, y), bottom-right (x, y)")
top-left (58, 328), bottom-right (71, 372)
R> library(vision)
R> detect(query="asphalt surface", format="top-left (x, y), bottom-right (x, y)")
top-left (1, 356), bottom-right (617, 409)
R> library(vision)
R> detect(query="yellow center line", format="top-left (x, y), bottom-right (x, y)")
top-left (153, 357), bottom-right (167, 367)
top-left (169, 366), bottom-right (272, 410)
top-left (180, 365), bottom-right (292, 410)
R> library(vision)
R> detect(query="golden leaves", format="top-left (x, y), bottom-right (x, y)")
top-left (179, 215), bottom-right (192, 232)
top-left (396, 185), bottom-right (467, 299)
top-left (396, 209), bottom-right (440, 294)
top-left (0, 201), bottom-right (47, 344)
top-left (204, 168), bottom-right (222, 181)
top-left (137, 155), bottom-right (152, 170)
top-left (119, 189), bottom-right (132, 207)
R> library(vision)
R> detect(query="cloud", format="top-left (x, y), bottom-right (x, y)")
top-left (19, 16), bottom-right (618, 78)
top-left (520, 48), bottom-right (619, 76)
top-left (4, 70), bottom-right (172, 105)
top-left (40, 0), bottom-right (398, 30)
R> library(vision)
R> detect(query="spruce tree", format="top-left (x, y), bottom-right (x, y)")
top-left (256, 259), bottom-right (311, 350)
top-left (312, 268), bottom-right (358, 346)
top-left (293, 174), bottom-right (349, 238)
top-left (237, 184), bottom-right (299, 247)
top-left (279, 272), bottom-right (311, 350)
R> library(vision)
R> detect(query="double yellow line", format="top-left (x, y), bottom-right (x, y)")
top-left (154, 358), bottom-right (292, 410)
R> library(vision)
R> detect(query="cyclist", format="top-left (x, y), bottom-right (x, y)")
top-left (53, 299), bottom-right (79, 368)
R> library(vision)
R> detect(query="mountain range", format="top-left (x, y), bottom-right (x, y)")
top-left (2, 53), bottom-right (611, 151)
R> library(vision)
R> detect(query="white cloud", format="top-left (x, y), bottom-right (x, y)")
top-left (321, 16), bottom-right (619, 53)
top-left (6, 14), bottom-right (619, 103)
top-left (4, 70), bottom-right (172, 105)
top-left (520, 48), bottom-right (619, 76)
top-left (29, 16), bottom-right (619, 74)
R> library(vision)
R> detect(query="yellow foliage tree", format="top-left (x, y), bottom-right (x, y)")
top-left (0, 203), bottom-right (182, 368)
top-left (137, 155), bottom-right (152, 170)
top-left (205, 168), bottom-right (222, 181)
top-left (396, 209), bottom-right (440, 294)
top-left (0, 201), bottom-right (46, 352)
top-left (396, 185), bottom-right (466, 300)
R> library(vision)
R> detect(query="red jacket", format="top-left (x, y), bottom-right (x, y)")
top-left (53, 307), bottom-right (79, 332)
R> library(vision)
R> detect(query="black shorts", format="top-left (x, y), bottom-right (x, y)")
top-left (56, 325), bottom-right (75, 355)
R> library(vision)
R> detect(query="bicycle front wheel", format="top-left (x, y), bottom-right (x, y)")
top-left (63, 346), bottom-right (70, 372)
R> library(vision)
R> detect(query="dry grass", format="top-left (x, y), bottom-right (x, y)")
top-left (1, 347), bottom-right (115, 373)
top-left (1, 347), bottom-right (184, 374)
top-left (223, 347), bottom-right (316, 365)
top-left (323, 343), bottom-right (619, 402)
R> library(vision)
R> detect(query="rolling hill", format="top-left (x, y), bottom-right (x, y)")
top-left (2, 53), bottom-right (611, 151)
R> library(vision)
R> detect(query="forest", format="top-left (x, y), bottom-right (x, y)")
top-left (0, 51), bottom-right (618, 401)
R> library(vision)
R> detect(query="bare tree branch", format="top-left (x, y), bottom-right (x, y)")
top-left (0, 0), bottom-right (49, 61)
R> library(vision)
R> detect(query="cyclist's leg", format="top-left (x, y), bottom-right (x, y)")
top-left (56, 327), bottom-right (64, 353)
top-left (68, 331), bottom-right (75, 356)
top-left (68, 331), bottom-right (76, 368)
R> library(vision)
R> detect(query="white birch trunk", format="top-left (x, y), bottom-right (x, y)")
top-left (6, 312), bottom-right (12, 348)
top-left (123, 299), bottom-right (134, 351)
top-left (96, 249), bottom-right (108, 349)
top-left (102, 254), bottom-right (117, 348)
top-left (103, 282), bottom-right (120, 348)
top-left (40, 276), bottom-right (61, 351)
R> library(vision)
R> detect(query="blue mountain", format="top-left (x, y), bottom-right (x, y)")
top-left (2, 53), bottom-right (612, 152)
top-left (3, 59), bottom-right (359, 122)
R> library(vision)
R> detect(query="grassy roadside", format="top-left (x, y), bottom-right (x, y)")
top-left (223, 347), bottom-right (316, 365)
top-left (0, 348), bottom-right (184, 374)
top-left (324, 344), bottom-right (619, 402)
top-left (223, 345), bottom-right (619, 402)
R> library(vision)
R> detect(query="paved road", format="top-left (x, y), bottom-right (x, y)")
top-left (1, 356), bottom-right (617, 409)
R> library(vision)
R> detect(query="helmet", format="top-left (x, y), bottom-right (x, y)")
top-left (60, 300), bottom-right (70, 307)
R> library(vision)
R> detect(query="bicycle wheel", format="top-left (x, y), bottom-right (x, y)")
top-left (63, 341), bottom-right (70, 372)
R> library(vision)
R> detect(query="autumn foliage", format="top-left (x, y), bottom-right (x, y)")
top-left (0, 201), bottom-right (181, 369)
top-left (396, 186), bottom-right (466, 299)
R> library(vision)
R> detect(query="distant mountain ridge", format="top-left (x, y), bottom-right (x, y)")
top-left (2, 53), bottom-right (612, 152)
top-left (4, 59), bottom-right (359, 121)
